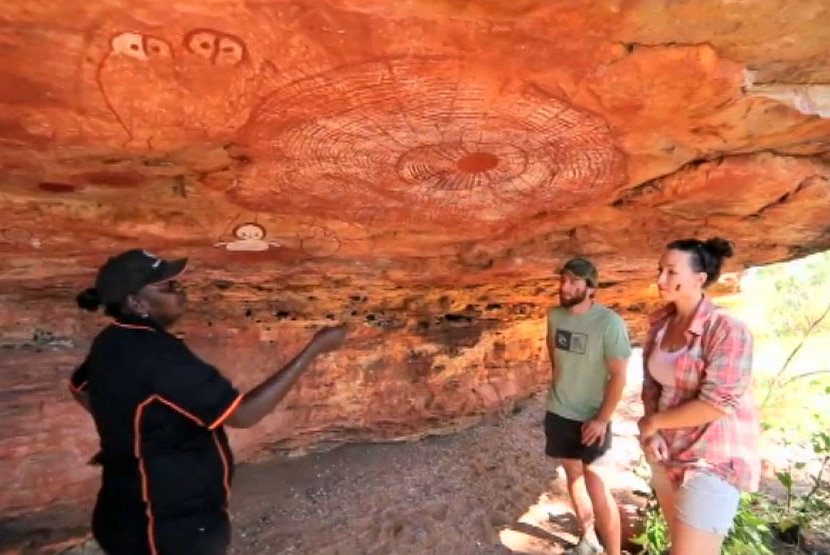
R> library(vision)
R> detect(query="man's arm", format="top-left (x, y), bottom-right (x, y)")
top-left (582, 357), bottom-right (628, 446)
top-left (583, 316), bottom-right (632, 446)
top-left (597, 315), bottom-right (632, 422)
top-left (545, 333), bottom-right (557, 384)
top-left (545, 310), bottom-right (558, 384)
top-left (595, 358), bottom-right (628, 423)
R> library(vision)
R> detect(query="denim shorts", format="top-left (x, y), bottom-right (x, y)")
top-left (650, 464), bottom-right (741, 535)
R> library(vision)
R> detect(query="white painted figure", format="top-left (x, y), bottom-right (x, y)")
top-left (214, 222), bottom-right (281, 252)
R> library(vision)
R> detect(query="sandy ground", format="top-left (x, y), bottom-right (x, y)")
top-left (12, 384), bottom-right (649, 555)
top-left (7, 365), bottom-right (826, 555)
top-left (224, 390), bottom-right (648, 555)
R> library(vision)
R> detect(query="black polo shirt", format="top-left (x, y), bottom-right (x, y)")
top-left (70, 315), bottom-right (242, 555)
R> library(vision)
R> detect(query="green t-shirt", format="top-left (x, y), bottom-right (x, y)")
top-left (546, 303), bottom-right (631, 421)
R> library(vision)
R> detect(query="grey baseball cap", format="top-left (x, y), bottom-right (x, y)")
top-left (560, 257), bottom-right (598, 288)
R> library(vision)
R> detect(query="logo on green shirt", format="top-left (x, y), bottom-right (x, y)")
top-left (555, 329), bottom-right (588, 354)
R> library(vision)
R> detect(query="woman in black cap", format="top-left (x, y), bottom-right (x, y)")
top-left (69, 249), bottom-right (347, 555)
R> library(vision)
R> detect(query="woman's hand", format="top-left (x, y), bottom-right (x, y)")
top-left (641, 433), bottom-right (669, 462)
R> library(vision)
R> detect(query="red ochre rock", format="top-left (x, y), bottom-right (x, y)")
top-left (1, 0), bottom-right (829, 515)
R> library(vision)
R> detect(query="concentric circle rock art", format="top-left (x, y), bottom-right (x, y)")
top-left (233, 57), bottom-right (625, 226)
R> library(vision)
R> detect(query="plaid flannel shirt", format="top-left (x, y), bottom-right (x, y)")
top-left (642, 296), bottom-right (761, 492)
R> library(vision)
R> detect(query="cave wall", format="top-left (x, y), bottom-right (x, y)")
top-left (1, 0), bottom-right (830, 514)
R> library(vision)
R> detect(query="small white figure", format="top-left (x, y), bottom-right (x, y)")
top-left (214, 222), bottom-right (281, 252)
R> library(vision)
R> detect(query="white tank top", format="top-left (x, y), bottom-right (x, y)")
top-left (648, 323), bottom-right (686, 387)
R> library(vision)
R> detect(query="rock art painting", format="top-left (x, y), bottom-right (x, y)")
top-left (94, 27), bottom-right (261, 148)
top-left (232, 57), bottom-right (626, 226)
top-left (5, 0), bottom-right (830, 523)
top-left (212, 216), bottom-right (342, 258)
top-left (110, 31), bottom-right (174, 61)
top-left (183, 29), bottom-right (248, 66)
top-left (296, 224), bottom-right (342, 258)
top-left (214, 222), bottom-right (282, 252)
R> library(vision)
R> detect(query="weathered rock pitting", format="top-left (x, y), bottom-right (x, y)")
top-left (1, 0), bottom-right (829, 515)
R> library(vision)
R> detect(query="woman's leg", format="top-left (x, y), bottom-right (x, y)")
top-left (671, 520), bottom-right (726, 555)
top-left (670, 472), bottom-right (740, 555)
top-left (649, 464), bottom-right (678, 537)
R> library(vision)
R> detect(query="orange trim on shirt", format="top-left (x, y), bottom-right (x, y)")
top-left (155, 396), bottom-right (205, 427)
top-left (209, 393), bottom-right (243, 430)
top-left (132, 390), bottom-right (239, 552)
top-left (131, 393), bottom-right (212, 555)
top-left (212, 431), bottom-right (232, 501)
top-left (134, 397), bottom-right (159, 555)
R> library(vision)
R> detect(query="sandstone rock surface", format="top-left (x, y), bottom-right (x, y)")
top-left (1, 0), bottom-right (829, 515)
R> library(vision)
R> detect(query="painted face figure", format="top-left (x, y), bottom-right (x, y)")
top-left (215, 223), bottom-right (280, 252)
top-left (234, 223), bottom-right (265, 241)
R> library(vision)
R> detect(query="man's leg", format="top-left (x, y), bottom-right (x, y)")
top-left (545, 412), bottom-right (602, 554)
top-left (561, 459), bottom-right (597, 540)
top-left (584, 463), bottom-right (621, 555)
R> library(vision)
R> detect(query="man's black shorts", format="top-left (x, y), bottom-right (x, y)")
top-left (544, 411), bottom-right (612, 464)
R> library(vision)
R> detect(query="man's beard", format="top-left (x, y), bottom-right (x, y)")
top-left (559, 289), bottom-right (587, 308)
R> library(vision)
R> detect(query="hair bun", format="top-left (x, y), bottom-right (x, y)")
top-left (76, 287), bottom-right (102, 312)
top-left (703, 237), bottom-right (734, 259)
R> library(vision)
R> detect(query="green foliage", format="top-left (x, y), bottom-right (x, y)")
top-left (749, 251), bottom-right (830, 417)
top-left (630, 457), bottom-right (829, 553)
top-left (724, 494), bottom-right (774, 555)
top-left (759, 375), bottom-right (830, 441)
top-left (631, 492), bottom-right (773, 555)
top-left (631, 496), bottom-right (668, 555)
top-left (770, 430), bottom-right (830, 541)
top-left (744, 251), bottom-right (830, 341)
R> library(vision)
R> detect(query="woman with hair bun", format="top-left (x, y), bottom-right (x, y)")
top-left (637, 237), bottom-right (761, 555)
top-left (69, 249), bottom-right (347, 555)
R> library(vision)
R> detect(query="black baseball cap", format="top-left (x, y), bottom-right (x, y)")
top-left (94, 249), bottom-right (188, 305)
top-left (561, 257), bottom-right (599, 288)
